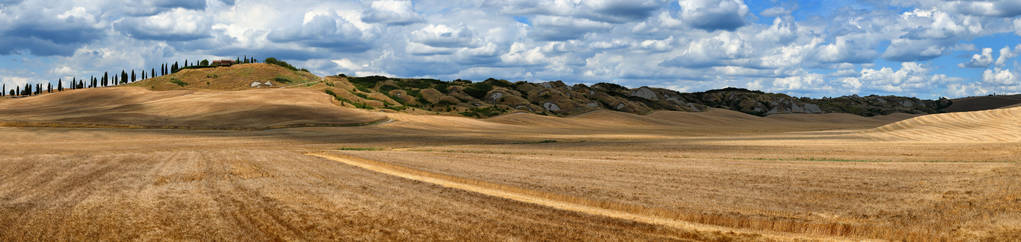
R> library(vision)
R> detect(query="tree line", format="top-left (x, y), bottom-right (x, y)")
top-left (0, 56), bottom-right (259, 98)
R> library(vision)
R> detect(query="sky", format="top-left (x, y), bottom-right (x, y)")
top-left (0, 0), bottom-right (1020, 99)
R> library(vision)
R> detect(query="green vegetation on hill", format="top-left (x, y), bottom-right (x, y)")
top-left (328, 75), bottom-right (956, 118)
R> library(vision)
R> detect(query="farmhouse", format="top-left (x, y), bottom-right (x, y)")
top-left (212, 60), bottom-right (235, 67)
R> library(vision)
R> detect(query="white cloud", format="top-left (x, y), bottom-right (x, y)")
top-left (1, 0), bottom-right (1019, 99)
top-left (856, 62), bottom-right (962, 94)
top-left (678, 0), bottom-right (749, 31)
top-left (995, 44), bottom-right (1021, 66)
top-left (760, 6), bottom-right (791, 17)
top-left (530, 15), bottom-right (613, 41)
top-left (410, 24), bottom-right (475, 48)
top-left (116, 8), bottom-right (211, 41)
top-left (361, 0), bottom-right (422, 26)
top-left (960, 48), bottom-right (995, 68)
top-left (983, 68), bottom-right (1017, 85)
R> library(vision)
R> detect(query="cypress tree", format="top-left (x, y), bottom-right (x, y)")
top-left (103, 72), bottom-right (108, 87)
top-left (47, 83), bottom-right (52, 93)
top-left (121, 71), bottom-right (128, 84)
top-left (92, 77), bottom-right (97, 88)
top-left (151, 68), bottom-right (155, 79)
top-left (71, 77), bottom-right (76, 90)
top-left (184, 59), bottom-right (188, 67)
top-left (131, 70), bottom-right (136, 82)
top-left (1, 83), bottom-right (4, 96)
top-left (16, 86), bottom-right (20, 96)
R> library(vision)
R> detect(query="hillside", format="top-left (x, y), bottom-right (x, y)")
top-left (326, 76), bottom-right (951, 118)
top-left (2, 62), bottom-right (1006, 123)
top-left (0, 87), bottom-right (386, 130)
top-left (862, 106), bottom-right (1021, 142)
top-left (943, 94), bottom-right (1021, 113)
top-left (131, 63), bottom-right (320, 91)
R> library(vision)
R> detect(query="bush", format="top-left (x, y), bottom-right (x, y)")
top-left (273, 76), bottom-right (293, 84)
top-left (170, 78), bottom-right (188, 87)
top-left (463, 82), bottom-right (492, 99)
top-left (325, 89), bottom-right (373, 110)
top-left (264, 57), bottom-right (298, 71)
top-left (459, 106), bottom-right (506, 118)
top-left (348, 75), bottom-right (388, 91)
top-left (483, 78), bottom-right (513, 87)
top-left (379, 84), bottom-right (399, 94)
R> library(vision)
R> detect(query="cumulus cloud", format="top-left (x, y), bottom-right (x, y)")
top-left (115, 8), bottom-right (211, 41)
top-left (410, 24), bottom-right (475, 48)
top-left (678, 0), bottom-right (749, 31)
top-left (660, 32), bottom-right (750, 68)
top-left (2, 0), bottom-right (1021, 98)
top-left (267, 11), bottom-right (373, 53)
top-left (147, 0), bottom-right (206, 11)
top-left (0, 3), bottom-right (104, 55)
top-left (983, 68), bottom-right (1017, 86)
top-left (817, 34), bottom-right (880, 63)
top-left (361, 0), bottom-right (422, 26)
top-left (832, 62), bottom-right (963, 96)
top-left (882, 38), bottom-right (947, 61)
top-left (944, 0), bottom-right (1021, 17)
top-left (960, 48), bottom-right (995, 68)
top-left (760, 6), bottom-right (791, 17)
top-left (995, 45), bottom-right (1021, 66)
top-left (530, 16), bottom-right (613, 41)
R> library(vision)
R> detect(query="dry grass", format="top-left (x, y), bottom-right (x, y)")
top-left (863, 106), bottom-right (1021, 142)
top-left (0, 87), bottom-right (386, 130)
top-left (132, 63), bottom-right (319, 91)
top-left (0, 94), bottom-right (1018, 240)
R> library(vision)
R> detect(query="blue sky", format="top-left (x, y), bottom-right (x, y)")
top-left (0, 0), bottom-right (1019, 98)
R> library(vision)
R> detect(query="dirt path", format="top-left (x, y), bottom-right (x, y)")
top-left (308, 152), bottom-right (847, 241)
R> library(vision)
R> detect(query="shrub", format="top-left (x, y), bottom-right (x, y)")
top-left (379, 84), bottom-right (399, 94)
top-left (264, 57), bottom-right (298, 71)
top-left (170, 78), bottom-right (188, 87)
top-left (273, 76), bottom-right (293, 84)
top-left (348, 75), bottom-right (388, 91)
top-left (463, 82), bottom-right (492, 99)
top-left (459, 106), bottom-right (505, 118)
top-left (325, 89), bottom-right (373, 110)
top-left (483, 78), bottom-right (513, 87)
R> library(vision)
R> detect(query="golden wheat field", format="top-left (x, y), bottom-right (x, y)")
top-left (1, 88), bottom-right (1019, 241)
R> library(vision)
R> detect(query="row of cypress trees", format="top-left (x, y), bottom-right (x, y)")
top-left (0, 55), bottom-right (259, 98)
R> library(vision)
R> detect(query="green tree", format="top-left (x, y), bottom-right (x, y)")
top-left (200, 59), bottom-right (209, 66)
top-left (131, 70), bottom-right (136, 82)
top-left (121, 71), bottom-right (128, 84)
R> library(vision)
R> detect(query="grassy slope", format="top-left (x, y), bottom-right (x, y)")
top-left (131, 63), bottom-right (320, 91)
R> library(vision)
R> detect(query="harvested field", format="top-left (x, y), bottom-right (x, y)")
top-left (0, 94), bottom-right (1018, 240)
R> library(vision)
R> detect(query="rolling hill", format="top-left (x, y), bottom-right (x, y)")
top-left (862, 106), bottom-right (1021, 142)
top-left (0, 87), bottom-right (386, 130)
top-left (943, 94), bottom-right (1021, 113)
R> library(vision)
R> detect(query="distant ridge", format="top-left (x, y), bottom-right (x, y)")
top-left (8, 58), bottom-right (1014, 120)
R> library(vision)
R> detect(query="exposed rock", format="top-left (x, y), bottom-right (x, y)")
top-left (543, 102), bottom-right (561, 112)
top-left (630, 87), bottom-right (659, 101)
